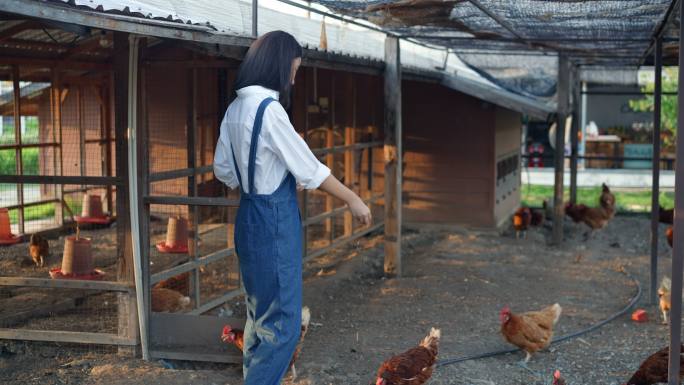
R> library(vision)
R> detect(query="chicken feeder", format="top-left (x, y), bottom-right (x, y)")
top-left (75, 194), bottom-right (112, 225)
top-left (0, 208), bottom-right (20, 245)
top-left (156, 216), bottom-right (189, 254)
top-left (50, 235), bottom-right (104, 280)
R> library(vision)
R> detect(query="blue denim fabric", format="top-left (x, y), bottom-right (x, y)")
top-left (231, 98), bottom-right (303, 385)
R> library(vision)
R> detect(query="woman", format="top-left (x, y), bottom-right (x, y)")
top-left (213, 31), bottom-right (371, 384)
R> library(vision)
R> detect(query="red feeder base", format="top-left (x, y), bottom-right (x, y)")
top-left (156, 241), bottom-right (188, 254)
top-left (631, 309), bottom-right (648, 323)
top-left (0, 234), bottom-right (21, 246)
top-left (49, 268), bottom-right (105, 280)
top-left (75, 216), bottom-right (113, 225)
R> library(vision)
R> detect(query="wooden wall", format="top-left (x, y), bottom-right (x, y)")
top-left (493, 107), bottom-right (522, 227)
top-left (402, 80), bottom-right (521, 228)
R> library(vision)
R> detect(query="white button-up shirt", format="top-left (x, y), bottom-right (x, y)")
top-left (213, 85), bottom-right (331, 194)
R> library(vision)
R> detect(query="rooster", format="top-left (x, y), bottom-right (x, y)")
top-left (500, 303), bottom-right (562, 363)
top-left (221, 306), bottom-right (311, 379)
top-left (565, 184), bottom-right (615, 237)
top-left (375, 327), bottom-right (440, 385)
top-left (28, 233), bottom-right (49, 267)
top-left (530, 209), bottom-right (544, 227)
top-left (659, 277), bottom-right (672, 325)
top-left (667, 227), bottom-right (673, 249)
top-left (659, 206), bottom-right (674, 224)
top-left (624, 344), bottom-right (684, 385)
top-left (553, 370), bottom-right (566, 385)
top-left (151, 287), bottom-right (191, 313)
top-left (513, 207), bottom-right (532, 239)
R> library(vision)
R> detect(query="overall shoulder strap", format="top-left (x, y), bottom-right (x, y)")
top-left (247, 97), bottom-right (276, 194)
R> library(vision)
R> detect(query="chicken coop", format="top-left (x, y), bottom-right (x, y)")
top-left (0, 0), bottom-right (556, 363)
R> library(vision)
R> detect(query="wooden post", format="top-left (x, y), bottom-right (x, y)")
top-left (325, 77), bottom-right (335, 241)
top-left (668, 6), bottom-right (684, 382)
top-left (78, 86), bottom-right (86, 191)
top-left (187, 66), bottom-right (200, 309)
top-left (344, 126), bottom-right (355, 236)
top-left (650, 37), bottom-right (662, 305)
top-left (12, 66), bottom-right (25, 235)
top-left (113, 32), bottom-right (138, 356)
top-left (383, 36), bottom-right (402, 277)
top-left (569, 65), bottom-right (580, 205)
top-left (551, 54), bottom-right (570, 245)
top-left (51, 70), bottom-right (64, 226)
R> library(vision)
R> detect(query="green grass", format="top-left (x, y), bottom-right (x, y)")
top-left (7, 196), bottom-right (82, 225)
top-left (521, 184), bottom-right (675, 213)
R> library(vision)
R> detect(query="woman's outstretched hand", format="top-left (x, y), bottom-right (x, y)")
top-left (349, 197), bottom-right (372, 225)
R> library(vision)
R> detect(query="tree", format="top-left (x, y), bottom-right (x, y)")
top-left (629, 67), bottom-right (678, 148)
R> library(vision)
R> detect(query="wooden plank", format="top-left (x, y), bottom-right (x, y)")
top-left (311, 141), bottom-right (382, 156)
top-left (113, 31), bottom-right (138, 356)
top-left (148, 165), bottom-right (213, 182)
top-left (144, 196), bottom-right (240, 206)
top-left (569, 65), bottom-right (580, 204)
top-left (51, 69), bottom-right (64, 226)
top-left (552, 54), bottom-right (570, 245)
top-left (12, 65), bottom-right (24, 235)
top-left (0, 277), bottom-right (133, 292)
top-left (151, 248), bottom-right (234, 285)
top-left (383, 36), bottom-right (402, 277)
top-left (187, 66), bottom-right (201, 309)
top-left (188, 288), bottom-right (244, 315)
top-left (0, 329), bottom-right (136, 346)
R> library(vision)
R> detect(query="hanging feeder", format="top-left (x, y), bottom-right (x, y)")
top-left (0, 208), bottom-right (20, 246)
top-left (75, 194), bottom-right (112, 225)
top-left (156, 216), bottom-right (189, 254)
top-left (50, 234), bottom-right (104, 280)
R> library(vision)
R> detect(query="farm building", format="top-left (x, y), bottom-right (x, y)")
top-left (0, 0), bottom-right (549, 363)
top-left (2, 1), bottom-right (684, 385)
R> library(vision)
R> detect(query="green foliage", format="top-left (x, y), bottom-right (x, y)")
top-left (521, 184), bottom-right (674, 213)
top-left (629, 67), bottom-right (678, 147)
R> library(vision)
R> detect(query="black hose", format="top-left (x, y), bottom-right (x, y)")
top-left (436, 269), bottom-right (642, 367)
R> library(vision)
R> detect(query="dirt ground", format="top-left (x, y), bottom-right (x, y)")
top-left (0, 214), bottom-right (678, 385)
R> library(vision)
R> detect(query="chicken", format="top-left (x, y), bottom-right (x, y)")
top-left (28, 233), bottom-right (49, 267)
top-left (624, 344), bottom-right (684, 385)
top-left (659, 206), bottom-right (674, 224)
top-left (152, 271), bottom-right (190, 297)
top-left (659, 277), bottom-right (672, 325)
top-left (513, 207), bottom-right (532, 239)
top-left (564, 184), bottom-right (616, 233)
top-left (375, 327), bottom-right (440, 385)
top-left (221, 306), bottom-right (311, 379)
top-left (530, 209), bottom-right (544, 227)
top-left (500, 303), bottom-right (562, 363)
top-left (221, 324), bottom-right (245, 352)
top-left (667, 227), bottom-right (673, 248)
top-left (553, 370), bottom-right (566, 385)
top-left (289, 306), bottom-right (311, 380)
top-left (151, 287), bottom-right (191, 313)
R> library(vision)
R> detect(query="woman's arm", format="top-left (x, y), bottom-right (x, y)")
top-left (319, 175), bottom-right (372, 225)
top-left (213, 115), bottom-right (240, 189)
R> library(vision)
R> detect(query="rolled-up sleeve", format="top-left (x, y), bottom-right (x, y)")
top-left (213, 116), bottom-right (240, 190)
top-left (264, 104), bottom-right (330, 190)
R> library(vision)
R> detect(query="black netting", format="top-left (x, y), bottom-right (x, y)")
top-left (311, 0), bottom-right (674, 100)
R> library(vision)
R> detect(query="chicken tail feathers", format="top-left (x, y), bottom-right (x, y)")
top-left (420, 327), bottom-right (441, 352)
top-left (546, 303), bottom-right (562, 325)
top-left (301, 306), bottom-right (311, 328)
top-left (661, 277), bottom-right (672, 293)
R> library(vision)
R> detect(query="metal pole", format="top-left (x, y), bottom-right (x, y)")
top-left (570, 65), bottom-right (579, 205)
top-left (580, 81), bottom-right (587, 169)
top-left (126, 34), bottom-right (149, 361)
top-left (552, 54), bottom-right (570, 245)
top-left (651, 37), bottom-right (663, 305)
top-left (252, 0), bottom-right (258, 37)
top-left (668, 5), bottom-right (684, 382)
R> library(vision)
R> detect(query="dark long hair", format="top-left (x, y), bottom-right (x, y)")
top-left (233, 31), bottom-right (303, 109)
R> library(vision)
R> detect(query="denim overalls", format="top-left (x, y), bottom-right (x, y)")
top-left (231, 98), bottom-right (303, 384)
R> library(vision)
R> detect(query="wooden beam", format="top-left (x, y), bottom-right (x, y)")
top-left (187, 65), bottom-right (201, 309)
top-left (551, 55), bottom-right (570, 245)
top-left (0, 21), bottom-right (39, 43)
top-left (61, 34), bottom-right (110, 60)
top-left (383, 36), bottom-right (402, 277)
top-left (0, 55), bottom-right (111, 71)
top-left (650, 37), bottom-right (663, 306)
top-left (668, 5), bottom-right (684, 382)
top-left (569, 64), bottom-right (580, 204)
top-left (344, 126), bottom-right (355, 237)
top-left (12, 65), bottom-right (24, 235)
top-left (0, 329), bottom-right (136, 346)
top-left (113, 31), bottom-right (138, 357)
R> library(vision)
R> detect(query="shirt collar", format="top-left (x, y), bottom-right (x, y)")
top-left (236, 85), bottom-right (280, 100)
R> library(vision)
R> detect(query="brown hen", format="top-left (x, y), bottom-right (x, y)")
top-left (375, 327), bottom-right (440, 385)
top-left (500, 303), bottom-right (562, 363)
top-left (625, 344), bottom-right (684, 385)
top-left (29, 233), bottom-right (49, 267)
top-left (151, 287), bottom-right (190, 313)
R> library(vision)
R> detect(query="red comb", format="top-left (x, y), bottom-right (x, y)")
top-left (554, 370), bottom-right (561, 379)
top-left (222, 325), bottom-right (231, 336)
